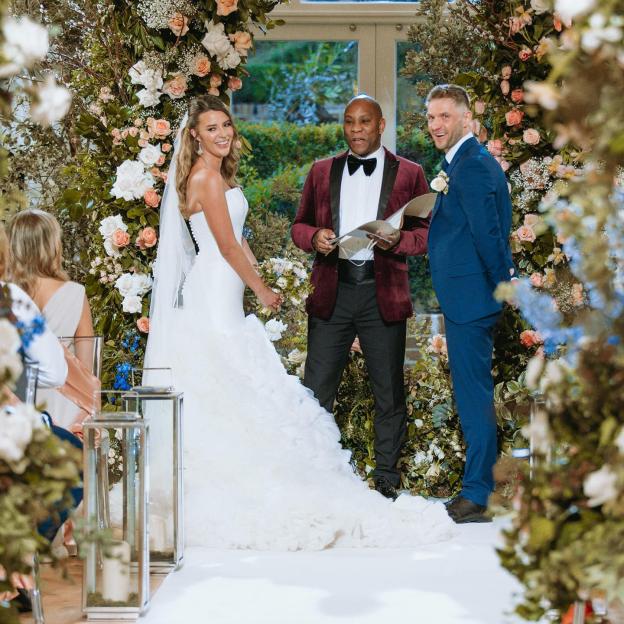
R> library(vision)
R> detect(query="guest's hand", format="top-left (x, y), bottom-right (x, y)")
top-left (257, 286), bottom-right (283, 313)
top-left (368, 229), bottom-right (400, 251)
top-left (313, 229), bottom-right (337, 255)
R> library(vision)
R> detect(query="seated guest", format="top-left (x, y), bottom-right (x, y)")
top-left (7, 209), bottom-right (96, 428)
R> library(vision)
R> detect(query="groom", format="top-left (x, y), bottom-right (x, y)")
top-left (292, 94), bottom-right (430, 500)
top-left (426, 84), bottom-right (514, 523)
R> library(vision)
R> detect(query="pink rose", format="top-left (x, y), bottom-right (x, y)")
top-left (501, 65), bottom-right (512, 80)
top-left (156, 155), bottom-right (166, 166)
top-left (524, 214), bottom-right (539, 227)
top-left (228, 76), bottom-right (243, 91)
top-left (529, 272), bottom-right (544, 288)
top-left (111, 128), bottom-right (122, 145)
top-left (511, 89), bottom-right (524, 104)
top-left (162, 142), bottom-right (172, 153)
top-left (519, 47), bottom-right (533, 62)
top-left (498, 159), bottom-right (510, 172)
top-left (194, 56), bottom-right (211, 77)
top-left (137, 226), bottom-right (158, 249)
top-left (487, 139), bottom-right (504, 157)
top-left (147, 118), bottom-right (172, 139)
top-left (208, 88), bottom-right (220, 96)
top-left (161, 171), bottom-right (168, 183)
top-left (474, 100), bottom-right (486, 115)
top-left (505, 108), bottom-right (525, 126)
top-left (140, 129), bottom-right (150, 140)
top-left (121, 129), bottom-right (129, 139)
top-left (516, 224), bottom-right (536, 243)
top-left (520, 330), bottom-right (543, 348)
top-left (136, 317), bottom-right (150, 333)
top-left (216, 0), bottom-right (238, 16)
top-left (134, 118), bottom-right (144, 127)
top-left (509, 16), bottom-right (525, 35)
top-left (430, 334), bottom-right (448, 356)
top-left (168, 13), bottom-right (189, 36)
top-left (209, 74), bottom-right (223, 88)
top-left (143, 189), bottom-right (161, 208)
top-left (500, 80), bottom-right (510, 96)
top-left (350, 337), bottom-right (362, 354)
top-left (112, 229), bottom-right (130, 248)
top-left (230, 31), bottom-right (253, 56)
top-left (523, 128), bottom-right (540, 145)
top-left (128, 126), bottom-right (138, 137)
top-left (163, 73), bottom-right (187, 100)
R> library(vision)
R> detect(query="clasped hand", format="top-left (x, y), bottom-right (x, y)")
top-left (258, 286), bottom-right (283, 312)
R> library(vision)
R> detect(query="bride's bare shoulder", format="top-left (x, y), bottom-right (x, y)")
top-left (187, 165), bottom-right (223, 193)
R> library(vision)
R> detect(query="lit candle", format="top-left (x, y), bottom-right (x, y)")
top-left (101, 540), bottom-right (131, 603)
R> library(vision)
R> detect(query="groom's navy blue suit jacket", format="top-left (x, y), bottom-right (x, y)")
top-left (428, 136), bottom-right (514, 324)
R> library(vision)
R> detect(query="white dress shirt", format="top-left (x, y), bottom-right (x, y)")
top-left (5, 282), bottom-right (68, 388)
top-left (445, 132), bottom-right (474, 166)
top-left (338, 146), bottom-right (385, 261)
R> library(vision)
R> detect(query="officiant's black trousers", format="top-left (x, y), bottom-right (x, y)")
top-left (304, 280), bottom-right (407, 487)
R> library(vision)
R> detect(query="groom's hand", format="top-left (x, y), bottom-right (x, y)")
top-left (313, 228), bottom-right (337, 255)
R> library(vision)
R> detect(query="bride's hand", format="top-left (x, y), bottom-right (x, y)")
top-left (257, 286), bottom-right (283, 312)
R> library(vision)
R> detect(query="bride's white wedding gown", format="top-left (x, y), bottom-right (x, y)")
top-left (168, 187), bottom-right (454, 550)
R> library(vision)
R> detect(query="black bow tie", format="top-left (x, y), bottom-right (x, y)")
top-left (347, 154), bottom-right (377, 176)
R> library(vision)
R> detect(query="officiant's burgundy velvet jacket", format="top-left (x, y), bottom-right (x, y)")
top-left (292, 149), bottom-right (430, 322)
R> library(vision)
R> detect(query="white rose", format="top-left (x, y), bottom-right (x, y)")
top-left (111, 160), bottom-right (155, 201)
top-left (0, 16), bottom-right (49, 77)
top-left (30, 75), bottom-right (72, 127)
top-left (287, 348), bottom-right (307, 364)
top-left (99, 214), bottom-right (127, 238)
top-left (115, 273), bottom-right (136, 297)
top-left (217, 49), bottom-right (241, 71)
top-left (430, 175), bottom-right (448, 193)
top-left (0, 318), bottom-right (22, 356)
top-left (530, 0), bottom-right (550, 14)
top-left (137, 88), bottom-right (162, 108)
top-left (122, 295), bottom-right (143, 314)
top-left (129, 60), bottom-right (149, 84)
top-left (139, 69), bottom-right (164, 93)
top-left (202, 22), bottom-right (232, 58)
top-left (555, 0), bottom-right (595, 22)
top-left (138, 143), bottom-right (163, 167)
top-left (132, 273), bottom-right (153, 296)
top-left (264, 319), bottom-right (288, 342)
top-left (0, 403), bottom-right (44, 465)
top-left (583, 465), bottom-right (618, 507)
top-left (104, 238), bottom-right (120, 258)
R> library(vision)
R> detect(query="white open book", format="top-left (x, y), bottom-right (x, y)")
top-left (329, 193), bottom-right (436, 245)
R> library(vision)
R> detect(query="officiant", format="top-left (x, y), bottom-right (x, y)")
top-left (291, 95), bottom-right (430, 500)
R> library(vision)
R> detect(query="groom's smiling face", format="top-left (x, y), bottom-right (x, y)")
top-left (427, 98), bottom-right (472, 153)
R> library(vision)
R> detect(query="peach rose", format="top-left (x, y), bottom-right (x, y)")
top-left (143, 189), bottom-right (161, 208)
top-left (519, 47), bottom-right (533, 62)
top-left (168, 13), bottom-right (189, 36)
top-left (112, 229), bottom-right (130, 247)
top-left (137, 226), bottom-right (158, 249)
top-left (111, 128), bottom-right (122, 145)
top-left (498, 159), bottom-right (510, 172)
top-left (216, 0), bottom-right (238, 16)
top-left (430, 334), bottom-right (447, 356)
top-left (516, 224), bottom-right (536, 243)
top-left (137, 317), bottom-right (150, 333)
top-left (156, 155), bottom-right (166, 166)
top-left (511, 89), bottom-right (524, 104)
top-left (529, 272), bottom-right (544, 288)
top-left (121, 129), bottom-right (129, 139)
top-left (523, 128), bottom-right (540, 145)
top-left (138, 138), bottom-right (148, 147)
top-left (134, 118), bottom-right (144, 127)
top-left (474, 100), bottom-right (486, 115)
top-left (208, 87), bottom-right (220, 96)
top-left (524, 214), bottom-right (539, 227)
top-left (500, 79), bottom-right (510, 96)
top-left (209, 74), bottom-right (223, 88)
top-left (139, 129), bottom-right (150, 140)
top-left (520, 330), bottom-right (543, 348)
top-left (228, 76), bottom-right (243, 91)
top-left (230, 31), bottom-right (253, 56)
top-left (501, 65), bottom-right (512, 80)
top-left (487, 139), bottom-right (504, 157)
top-left (148, 118), bottom-right (172, 139)
top-left (505, 108), bottom-right (525, 126)
top-left (128, 126), bottom-right (138, 137)
top-left (163, 73), bottom-right (187, 100)
top-left (162, 142), bottom-right (172, 153)
top-left (194, 56), bottom-right (211, 77)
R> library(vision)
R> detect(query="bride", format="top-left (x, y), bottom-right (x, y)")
top-left (145, 95), bottom-right (453, 550)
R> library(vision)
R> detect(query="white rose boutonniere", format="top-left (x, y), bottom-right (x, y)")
top-left (430, 170), bottom-right (449, 194)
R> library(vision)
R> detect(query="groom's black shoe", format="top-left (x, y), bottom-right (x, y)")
top-left (446, 496), bottom-right (492, 524)
top-left (373, 477), bottom-right (399, 501)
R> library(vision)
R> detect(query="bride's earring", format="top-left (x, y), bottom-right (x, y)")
top-left (196, 139), bottom-right (203, 155)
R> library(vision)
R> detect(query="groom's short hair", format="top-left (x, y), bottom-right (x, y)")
top-left (426, 84), bottom-right (470, 110)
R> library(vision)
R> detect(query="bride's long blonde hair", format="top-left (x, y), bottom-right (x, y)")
top-left (176, 95), bottom-right (241, 218)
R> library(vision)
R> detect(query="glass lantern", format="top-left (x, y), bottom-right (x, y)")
top-left (82, 396), bottom-right (150, 620)
top-left (131, 367), bottom-right (184, 573)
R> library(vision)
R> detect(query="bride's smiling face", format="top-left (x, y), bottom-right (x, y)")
top-left (192, 110), bottom-right (234, 159)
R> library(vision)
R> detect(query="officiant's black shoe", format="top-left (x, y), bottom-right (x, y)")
top-left (446, 496), bottom-right (492, 524)
top-left (374, 477), bottom-right (399, 501)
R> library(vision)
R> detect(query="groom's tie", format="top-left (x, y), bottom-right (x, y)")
top-left (347, 154), bottom-right (377, 176)
top-left (440, 158), bottom-right (450, 172)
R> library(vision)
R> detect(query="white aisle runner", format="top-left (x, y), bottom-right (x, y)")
top-left (143, 520), bottom-right (523, 624)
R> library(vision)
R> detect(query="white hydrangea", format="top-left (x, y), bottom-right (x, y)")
top-left (99, 214), bottom-right (127, 239)
top-left (202, 22), bottom-right (232, 59)
top-left (0, 16), bottom-right (49, 78)
top-left (138, 143), bottom-right (163, 167)
top-left (137, 88), bottom-right (162, 108)
top-left (287, 348), bottom-right (307, 364)
top-left (30, 75), bottom-right (72, 127)
top-left (111, 160), bottom-right (154, 201)
top-left (122, 295), bottom-right (143, 314)
top-left (217, 48), bottom-right (241, 71)
top-left (0, 403), bottom-right (45, 466)
top-left (292, 264), bottom-right (307, 280)
top-left (264, 319), bottom-right (288, 342)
